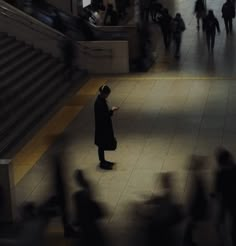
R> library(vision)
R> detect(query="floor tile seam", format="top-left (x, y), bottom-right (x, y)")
top-left (107, 167), bottom-right (135, 224)
top-left (167, 82), bottom-right (199, 155)
top-left (159, 152), bottom-right (169, 173)
top-left (17, 174), bottom-right (46, 205)
top-left (107, 134), bottom-right (149, 224)
top-left (192, 80), bottom-right (213, 153)
top-left (112, 76), bottom-right (236, 81)
top-left (221, 86), bottom-right (231, 145)
top-left (182, 170), bottom-right (191, 204)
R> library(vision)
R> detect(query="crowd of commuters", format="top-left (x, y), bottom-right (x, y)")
top-left (139, 0), bottom-right (235, 57)
top-left (1, 140), bottom-right (236, 246)
top-left (0, 86), bottom-right (236, 246)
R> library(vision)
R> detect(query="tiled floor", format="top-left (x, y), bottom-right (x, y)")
top-left (13, 0), bottom-right (236, 245)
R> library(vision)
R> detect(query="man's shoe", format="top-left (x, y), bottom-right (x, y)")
top-left (99, 162), bottom-right (113, 170)
top-left (105, 160), bottom-right (115, 166)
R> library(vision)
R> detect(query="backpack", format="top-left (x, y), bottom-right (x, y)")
top-left (172, 18), bottom-right (185, 34)
top-left (207, 18), bottom-right (215, 30)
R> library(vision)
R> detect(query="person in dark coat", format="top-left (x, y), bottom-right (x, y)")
top-left (150, 0), bottom-right (162, 22)
top-left (60, 37), bottom-right (76, 81)
top-left (222, 0), bottom-right (235, 35)
top-left (73, 169), bottom-right (107, 246)
top-left (184, 155), bottom-right (209, 246)
top-left (104, 4), bottom-right (119, 26)
top-left (214, 147), bottom-right (236, 246)
top-left (171, 13), bottom-right (186, 58)
top-left (50, 135), bottom-right (76, 237)
top-left (135, 172), bottom-right (184, 246)
top-left (203, 10), bottom-right (220, 53)
top-left (158, 8), bottom-right (172, 50)
top-left (94, 85), bottom-right (119, 170)
top-left (194, 0), bottom-right (206, 30)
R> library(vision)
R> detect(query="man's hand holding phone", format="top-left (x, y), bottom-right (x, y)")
top-left (112, 106), bottom-right (119, 112)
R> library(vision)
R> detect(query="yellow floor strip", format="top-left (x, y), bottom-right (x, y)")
top-left (13, 77), bottom-right (107, 185)
top-left (110, 75), bottom-right (236, 80)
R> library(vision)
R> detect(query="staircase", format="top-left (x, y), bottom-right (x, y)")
top-left (0, 32), bottom-right (85, 158)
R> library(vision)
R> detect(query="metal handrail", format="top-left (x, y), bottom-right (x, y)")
top-left (0, 4), bottom-right (64, 40)
top-left (0, 3), bottom-right (114, 57)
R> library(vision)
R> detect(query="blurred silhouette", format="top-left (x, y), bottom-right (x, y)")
top-left (103, 4), bottom-right (118, 26)
top-left (53, 9), bottom-right (66, 33)
top-left (73, 169), bottom-right (108, 246)
top-left (50, 134), bottom-right (75, 237)
top-left (150, 0), bottom-right (163, 22)
top-left (140, 0), bottom-right (151, 22)
top-left (94, 85), bottom-right (119, 170)
top-left (171, 13), bottom-right (186, 58)
top-left (222, 0), bottom-right (235, 35)
top-left (214, 147), bottom-right (236, 246)
top-left (203, 10), bottom-right (220, 53)
top-left (0, 201), bottom-right (51, 246)
top-left (184, 155), bottom-right (209, 246)
top-left (135, 172), bottom-right (184, 246)
top-left (116, 0), bottom-right (128, 18)
top-left (60, 37), bottom-right (76, 81)
top-left (158, 8), bottom-right (172, 50)
top-left (194, 0), bottom-right (206, 30)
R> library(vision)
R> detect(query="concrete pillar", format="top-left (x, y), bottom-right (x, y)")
top-left (0, 159), bottom-right (16, 223)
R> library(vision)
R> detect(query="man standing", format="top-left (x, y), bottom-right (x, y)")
top-left (203, 10), bottom-right (220, 53)
top-left (94, 85), bottom-right (119, 170)
top-left (158, 8), bottom-right (172, 50)
top-left (194, 0), bottom-right (206, 30)
top-left (172, 13), bottom-right (186, 58)
top-left (222, 0), bottom-right (235, 35)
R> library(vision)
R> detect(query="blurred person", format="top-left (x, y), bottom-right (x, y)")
top-left (116, 0), bottom-right (127, 18)
top-left (104, 4), bottom-right (118, 26)
top-left (140, 0), bottom-right (151, 22)
top-left (194, 0), bottom-right (206, 30)
top-left (171, 13), bottom-right (186, 58)
top-left (50, 134), bottom-right (75, 237)
top-left (158, 8), bottom-right (172, 50)
top-left (184, 155), bottom-right (209, 246)
top-left (53, 9), bottom-right (66, 33)
top-left (222, 0), bottom-right (235, 35)
top-left (60, 37), bottom-right (76, 81)
top-left (150, 0), bottom-right (163, 22)
top-left (203, 10), bottom-right (220, 53)
top-left (73, 169), bottom-right (107, 246)
top-left (135, 172), bottom-right (184, 246)
top-left (94, 85), bottom-right (119, 170)
top-left (214, 147), bottom-right (236, 246)
top-left (0, 202), bottom-right (51, 246)
top-left (33, 0), bottom-right (46, 8)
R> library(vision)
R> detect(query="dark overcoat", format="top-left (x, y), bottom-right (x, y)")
top-left (94, 95), bottom-right (115, 149)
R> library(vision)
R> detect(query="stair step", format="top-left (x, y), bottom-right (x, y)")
top-left (0, 37), bottom-right (15, 48)
top-left (0, 33), bottom-right (7, 39)
top-left (0, 53), bottom-right (51, 90)
top-left (0, 45), bottom-right (34, 70)
top-left (0, 41), bottom-right (24, 57)
top-left (0, 82), bottom-right (70, 156)
top-left (0, 75), bottom-right (68, 138)
top-left (4, 64), bottom-right (64, 114)
top-left (3, 59), bottom-right (61, 99)
top-left (0, 49), bottom-right (41, 78)
top-left (0, 67), bottom-right (63, 137)
top-left (0, 33), bottom-right (82, 157)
